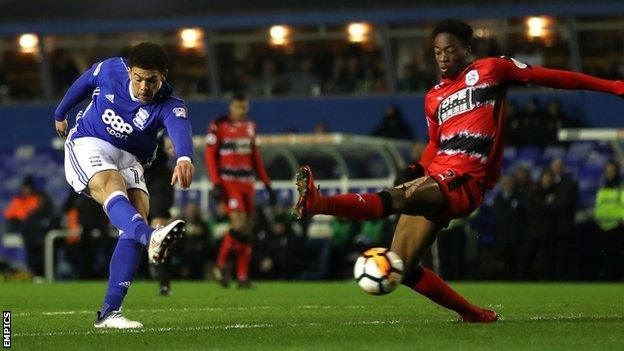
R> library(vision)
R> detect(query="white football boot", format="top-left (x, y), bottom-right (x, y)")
top-left (148, 219), bottom-right (185, 264)
top-left (94, 310), bottom-right (143, 329)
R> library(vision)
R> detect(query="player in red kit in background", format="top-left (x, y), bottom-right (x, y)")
top-left (205, 93), bottom-right (275, 289)
top-left (295, 19), bottom-right (624, 322)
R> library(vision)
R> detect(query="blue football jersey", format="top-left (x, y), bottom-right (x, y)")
top-left (55, 57), bottom-right (193, 165)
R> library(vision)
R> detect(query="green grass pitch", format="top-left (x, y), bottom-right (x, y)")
top-left (1, 281), bottom-right (623, 350)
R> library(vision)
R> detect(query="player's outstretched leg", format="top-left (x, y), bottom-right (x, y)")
top-left (94, 219), bottom-right (185, 329)
top-left (403, 266), bottom-right (498, 323)
top-left (294, 165), bottom-right (389, 220)
top-left (95, 237), bottom-right (144, 329)
top-left (393, 215), bottom-right (498, 323)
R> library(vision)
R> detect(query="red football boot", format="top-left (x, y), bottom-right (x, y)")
top-left (461, 308), bottom-right (499, 323)
top-left (294, 165), bottom-right (320, 220)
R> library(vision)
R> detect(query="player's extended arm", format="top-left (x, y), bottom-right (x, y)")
top-left (163, 109), bottom-right (194, 188)
top-left (494, 57), bottom-right (624, 95)
top-left (54, 62), bottom-right (102, 122)
top-left (204, 122), bottom-right (222, 185)
top-left (53, 62), bottom-right (103, 137)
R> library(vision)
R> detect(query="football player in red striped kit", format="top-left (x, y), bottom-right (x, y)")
top-left (205, 93), bottom-right (275, 289)
top-left (294, 19), bottom-right (624, 322)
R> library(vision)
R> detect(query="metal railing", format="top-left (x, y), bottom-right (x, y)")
top-left (44, 229), bottom-right (70, 283)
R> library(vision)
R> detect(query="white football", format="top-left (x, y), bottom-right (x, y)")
top-left (353, 248), bottom-right (404, 295)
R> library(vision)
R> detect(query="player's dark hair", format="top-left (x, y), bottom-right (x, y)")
top-left (431, 19), bottom-right (473, 48)
top-left (128, 42), bottom-right (169, 73)
top-left (231, 92), bottom-right (247, 102)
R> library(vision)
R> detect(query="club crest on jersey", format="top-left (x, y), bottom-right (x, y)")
top-left (206, 133), bottom-right (217, 145)
top-left (173, 107), bottom-right (187, 118)
top-left (465, 70), bottom-right (479, 86)
top-left (132, 108), bottom-right (149, 130)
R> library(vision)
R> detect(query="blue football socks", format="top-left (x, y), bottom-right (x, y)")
top-left (104, 191), bottom-right (153, 246)
top-left (100, 237), bottom-right (142, 318)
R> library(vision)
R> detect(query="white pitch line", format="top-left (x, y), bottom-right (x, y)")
top-left (13, 319), bottom-right (409, 337)
top-left (14, 305), bottom-right (370, 317)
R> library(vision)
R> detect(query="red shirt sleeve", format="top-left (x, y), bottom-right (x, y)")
top-left (204, 121), bottom-right (222, 185)
top-left (419, 110), bottom-right (439, 169)
top-left (252, 134), bottom-right (271, 186)
top-left (488, 57), bottom-right (624, 95)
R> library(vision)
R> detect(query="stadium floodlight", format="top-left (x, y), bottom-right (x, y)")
top-left (347, 22), bottom-right (370, 42)
top-left (527, 16), bottom-right (547, 38)
top-left (180, 28), bottom-right (203, 48)
top-left (269, 25), bottom-right (289, 45)
top-left (19, 33), bottom-right (39, 53)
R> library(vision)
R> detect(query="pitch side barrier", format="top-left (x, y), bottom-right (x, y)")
top-left (559, 128), bottom-right (624, 160)
top-left (180, 133), bottom-right (413, 214)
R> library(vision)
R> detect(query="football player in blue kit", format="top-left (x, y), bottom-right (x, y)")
top-left (54, 42), bottom-right (194, 329)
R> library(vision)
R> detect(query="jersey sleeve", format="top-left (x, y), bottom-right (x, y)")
top-left (251, 130), bottom-right (271, 186)
top-left (418, 108), bottom-right (439, 169)
top-left (204, 121), bottom-right (222, 185)
top-left (162, 103), bottom-right (194, 161)
top-left (489, 57), bottom-right (624, 95)
top-left (54, 61), bottom-right (105, 121)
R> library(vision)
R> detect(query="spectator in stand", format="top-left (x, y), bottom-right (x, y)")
top-left (492, 175), bottom-right (527, 280)
top-left (550, 158), bottom-right (579, 280)
top-left (286, 58), bottom-right (321, 96)
top-left (524, 98), bottom-right (549, 145)
top-left (593, 160), bottom-right (624, 280)
top-left (513, 165), bottom-right (535, 194)
top-left (249, 58), bottom-right (283, 97)
top-left (371, 105), bottom-right (414, 141)
top-left (269, 212), bottom-right (305, 279)
top-left (50, 49), bottom-right (80, 98)
top-left (4, 176), bottom-right (54, 277)
top-left (333, 56), bottom-right (361, 93)
top-left (399, 60), bottom-right (430, 92)
top-left (4, 176), bottom-right (44, 232)
top-left (522, 169), bottom-right (558, 280)
top-left (544, 99), bottom-right (579, 144)
top-left (176, 202), bottom-right (211, 280)
top-left (63, 191), bottom-right (113, 279)
top-left (504, 101), bottom-right (524, 146)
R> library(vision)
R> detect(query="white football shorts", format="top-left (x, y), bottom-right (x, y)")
top-left (64, 136), bottom-right (148, 195)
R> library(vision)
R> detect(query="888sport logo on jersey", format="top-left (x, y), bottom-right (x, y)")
top-left (102, 109), bottom-right (133, 139)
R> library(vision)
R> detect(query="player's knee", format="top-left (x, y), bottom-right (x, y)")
top-left (385, 188), bottom-right (410, 213)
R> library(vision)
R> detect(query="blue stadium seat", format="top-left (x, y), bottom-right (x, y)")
top-left (567, 142), bottom-right (594, 158)
top-left (516, 146), bottom-right (542, 164)
top-left (543, 145), bottom-right (566, 161)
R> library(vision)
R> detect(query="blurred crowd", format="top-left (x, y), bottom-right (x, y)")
top-left (2, 150), bottom-right (623, 282)
top-left (2, 36), bottom-right (623, 102)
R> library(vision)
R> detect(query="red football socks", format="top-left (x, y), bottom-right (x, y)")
top-left (216, 233), bottom-right (235, 268)
top-left (315, 193), bottom-right (385, 220)
top-left (235, 241), bottom-right (252, 281)
top-left (407, 266), bottom-right (478, 317)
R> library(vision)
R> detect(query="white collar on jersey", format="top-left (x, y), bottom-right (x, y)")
top-left (128, 81), bottom-right (163, 103)
top-left (128, 83), bottom-right (140, 102)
